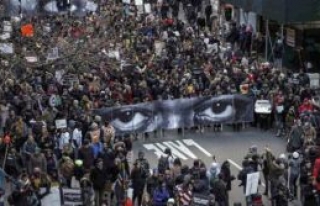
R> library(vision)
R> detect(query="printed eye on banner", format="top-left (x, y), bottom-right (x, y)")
top-left (193, 96), bottom-right (235, 124)
top-left (94, 94), bottom-right (254, 134)
top-left (102, 103), bottom-right (160, 133)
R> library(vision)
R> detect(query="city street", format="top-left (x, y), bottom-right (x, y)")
top-left (133, 127), bottom-right (301, 206)
top-left (40, 127), bottom-right (303, 206)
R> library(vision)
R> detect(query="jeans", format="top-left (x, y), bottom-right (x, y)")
top-left (274, 113), bottom-right (284, 135)
top-left (289, 174), bottom-right (298, 197)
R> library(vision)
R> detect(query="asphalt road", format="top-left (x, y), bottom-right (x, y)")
top-left (133, 126), bottom-right (300, 206)
top-left (39, 126), bottom-right (303, 206)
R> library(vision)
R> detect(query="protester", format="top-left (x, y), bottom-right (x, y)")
top-left (0, 0), bottom-right (319, 205)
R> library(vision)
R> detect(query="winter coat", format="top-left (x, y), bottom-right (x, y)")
top-left (220, 161), bottom-right (234, 191)
top-left (289, 126), bottom-right (304, 149)
top-left (152, 187), bottom-right (169, 206)
top-left (211, 179), bottom-right (227, 202)
top-left (90, 167), bottom-right (107, 190)
top-left (29, 153), bottom-right (47, 174)
top-left (313, 158), bottom-right (320, 191)
top-left (130, 168), bottom-right (146, 192)
top-left (288, 158), bottom-right (301, 177)
top-left (78, 146), bottom-right (95, 169)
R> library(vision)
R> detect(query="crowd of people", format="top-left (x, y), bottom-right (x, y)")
top-left (0, 0), bottom-right (320, 206)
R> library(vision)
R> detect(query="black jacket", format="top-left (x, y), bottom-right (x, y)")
top-left (90, 167), bottom-right (107, 190)
top-left (131, 168), bottom-right (146, 192)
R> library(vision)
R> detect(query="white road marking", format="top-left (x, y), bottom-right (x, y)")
top-left (143, 139), bottom-right (212, 160)
top-left (227, 159), bottom-right (266, 187)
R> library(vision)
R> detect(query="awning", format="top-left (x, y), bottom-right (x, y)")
top-left (221, 0), bottom-right (320, 24)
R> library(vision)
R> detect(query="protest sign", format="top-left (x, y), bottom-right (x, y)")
top-left (144, 3), bottom-right (151, 13)
top-left (254, 100), bottom-right (272, 114)
top-left (245, 172), bottom-right (259, 196)
top-left (55, 119), bottom-right (67, 129)
top-left (193, 193), bottom-right (210, 206)
top-left (85, 1), bottom-right (98, 12)
top-left (47, 47), bottom-right (59, 60)
top-left (135, 0), bottom-right (143, 6)
top-left (60, 187), bottom-right (83, 206)
top-left (0, 43), bottom-right (14, 54)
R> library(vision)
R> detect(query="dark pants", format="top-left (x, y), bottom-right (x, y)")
top-left (263, 171), bottom-right (269, 195)
top-left (133, 189), bottom-right (143, 206)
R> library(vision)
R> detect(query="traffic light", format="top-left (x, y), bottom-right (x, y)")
top-left (225, 7), bottom-right (232, 21)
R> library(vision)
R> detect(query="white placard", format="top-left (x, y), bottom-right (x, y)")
top-left (144, 3), bottom-right (151, 13)
top-left (25, 56), bottom-right (38, 63)
top-left (47, 47), bottom-right (59, 60)
top-left (0, 43), bottom-right (14, 54)
top-left (61, 188), bottom-right (82, 205)
top-left (245, 172), bottom-right (259, 196)
top-left (137, 5), bottom-right (144, 14)
top-left (85, 1), bottom-right (98, 11)
top-left (3, 21), bottom-right (12, 32)
top-left (0, 33), bottom-right (11, 40)
top-left (255, 100), bottom-right (272, 114)
top-left (154, 41), bottom-right (164, 56)
top-left (127, 188), bottom-right (134, 199)
top-left (135, 0), bottom-right (143, 5)
top-left (55, 119), bottom-right (67, 129)
top-left (123, 0), bottom-right (131, 4)
top-left (41, 186), bottom-right (60, 206)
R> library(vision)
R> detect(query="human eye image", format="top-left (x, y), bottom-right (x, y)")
top-left (4, 0), bottom-right (98, 16)
top-left (4, 0), bottom-right (39, 16)
top-left (193, 96), bottom-right (235, 124)
top-left (98, 103), bottom-right (160, 134)
top-left (43, 0), bottom-right (98, 16)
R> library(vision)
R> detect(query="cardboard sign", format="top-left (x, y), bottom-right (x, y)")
top-left (55, 119), bottom-right (67, 129)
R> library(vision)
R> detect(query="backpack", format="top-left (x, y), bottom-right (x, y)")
top-left (158, 156), bottom-right (169, 174)
top-left (209, 173), bottom-right (218, 188)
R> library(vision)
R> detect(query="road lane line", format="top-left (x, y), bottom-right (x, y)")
top-left (227, 159), bottom-right (266, 187)
top-left (227, 159), bottom-right (243, 170)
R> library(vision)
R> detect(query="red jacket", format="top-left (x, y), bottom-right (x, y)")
top-left (313, 158), bottom-right (320, 191)
top-left (298, 103), bottom-right (313, 114)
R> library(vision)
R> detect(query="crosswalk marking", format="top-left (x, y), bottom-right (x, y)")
top-left (143, 139), bottom-right (211, 160)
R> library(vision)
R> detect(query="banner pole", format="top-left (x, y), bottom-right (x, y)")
top-left (265, 19), bottom-right (269, 60)
top-left (2, 145), bottom-right (8, 169)
top-left (183, 127), bottom-right (185, 138)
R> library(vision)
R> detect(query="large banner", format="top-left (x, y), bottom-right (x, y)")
top-left (94, 94), bottom-right (254, 134)
top-left (3, 0), bottom-right (99, 17)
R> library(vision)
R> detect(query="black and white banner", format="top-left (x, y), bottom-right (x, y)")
top-left (3, 0), bottom-right (99, 17)
top-left (94, 94), bottom-right (254, 134)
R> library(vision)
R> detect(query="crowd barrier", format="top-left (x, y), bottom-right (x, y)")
top-left (94, 94), bottom-right (254, 135)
